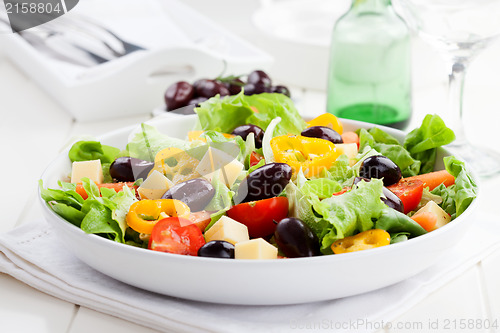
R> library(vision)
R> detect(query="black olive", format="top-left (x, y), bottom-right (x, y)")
top-left (164, 81), bottom-right (195, 111)
top-left (359, 155), bottom-right (402, 186)
top-left (162, 178), bottom-right (215, 212)
top-left (235, 163), bottom-right (292, 203)
top-left (231, 124), bottom-right (265, 149)
top-left (109, 157), bottom-right (154, 182)
top-left (274, 217), bottom-right (320, 258)
top-left (197, 240), bottom-right (235, 259)
top-left (271, 85), bottom-right (291, 97)
top-left (301, 126), bottom-right (343, 144)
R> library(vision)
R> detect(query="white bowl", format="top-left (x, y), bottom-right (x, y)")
top-left (39, 115), bottom-right (479, 305)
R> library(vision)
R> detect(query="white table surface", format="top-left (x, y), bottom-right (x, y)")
top-left (2, 1), bottom-right (500, 332)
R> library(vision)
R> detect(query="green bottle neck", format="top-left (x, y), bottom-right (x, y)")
top-left (351, 0), bottom-right (391, 13)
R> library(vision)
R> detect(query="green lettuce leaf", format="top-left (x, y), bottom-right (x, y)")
top-left (80, 201), bottom-right (121, 240)
top-left (79, 178), bottom-right (122, 242)
top-left (357, 128), bottom-right (419, 176)
top-left (39, 180), bottom-right (84, 209)
top-left (195, 92), bottom-right (306, 136)
top-left (41, 177), bottom-right (137, 243)
top-left (404, 114), bottom-right (455, 174)
top-left (68, 141), bottom-right (120, 164)
top-left (357, 114), bottom-right (455, 176)
top-left (203, 130), bottom-right (254, 165)
top-left (205, 170), bottom-right (235, 212)
top-left (286, 179), bottom-right (387, 254)
top-left (374, 209), bottom-right (427, 237)
top-left (195, 93), bottom-right (255, 134)
top-left (321, 154), bottom-right (355, 187)
top-left (404, 114), bottom-right (456, 154)
top-left (390, 232), bottom-right (410, 244)
top-left (111, 185), bottom-right (138, 238)
top-left (285, 180), bottom-right (329, 238)
top-left (287, 177), bottom-right (427, 253)
top-left (431, 156), bottom-right (477, 218)
top-left (431, 183), bottom-right (456, 218)
top-left (314, 180), bottom-right (388, 253)
top-left (48, 202), bottom-right (86, 227)
top-left (243, 93), bottom-right (307, 136)
top-left (127, 123), bottom-right (194, 161)
top-left (300, 178), bottom-right (342, 199)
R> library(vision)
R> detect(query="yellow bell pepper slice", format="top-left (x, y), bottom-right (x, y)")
top-left (306, 113), bottom-right (343, 134)
top-left (270, 135), bottom-right (341, 178)
top-left (126, 199), bottom-right (190, 234)
top-left (331, 229), bottom-right (391, 254)
top-left (149, 147), bottom-right (201, 184)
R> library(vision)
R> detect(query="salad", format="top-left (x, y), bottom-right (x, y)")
top-left (40, 92), bottom-right (477, 259)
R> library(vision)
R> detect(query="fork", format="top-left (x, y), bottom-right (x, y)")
top-left (40, 14), bottom-right (145, 58)
top-left (1, 14), bottom-right (145, 65)
top-left (1, 16), bottom-right (113, 66)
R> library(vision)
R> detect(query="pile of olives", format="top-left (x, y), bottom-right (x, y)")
top-left (164, 70), bottom-right (291, 111)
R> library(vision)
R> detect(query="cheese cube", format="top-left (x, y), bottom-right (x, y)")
top-left (413, 201), bottom-right (451, 230)
top-left (71, 160), bottom-right (104, 184)
top-left (335, 143), bottom-right (358, 166)
top-left (235, 238), bottom-right (278, 260)
top-left (138, 170), bottom-right (173, 200)
top-left (195, 147), bottom-right (244, 188)
top-left (205, 215), bottom-right (249, 245)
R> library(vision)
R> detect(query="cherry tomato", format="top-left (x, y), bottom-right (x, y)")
top-left (249, 151), bottom-right (264, 167)
top-left (226, 197), bottom-right (289, 238)
top-left (387, 179), bottom-right (424, 214)
top-left (149, 217), bottom-right (205, 256)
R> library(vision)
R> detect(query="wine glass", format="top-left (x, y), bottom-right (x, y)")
top-left (393, 0), bottom-right (500, 177)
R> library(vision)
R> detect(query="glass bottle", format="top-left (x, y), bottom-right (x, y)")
top-left (326, 0), bottom-right (411, 129)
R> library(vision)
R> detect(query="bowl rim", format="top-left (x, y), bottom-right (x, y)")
top-left (38, 114), bottom-right (481, 265)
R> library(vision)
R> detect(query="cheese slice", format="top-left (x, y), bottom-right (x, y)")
top-left (138, 170), bottom-right (173, 200)
top-left (413, 201), bottom-right (451, 230)
top-left (335, 143), bottom-right (358, 166)
top-left (204, 215), bottom-right (249, 245)
top-left (195, 147), bottom-right (244, 188)
top-left (71, 160), bottom-right (104, 184)
top-left (235, 238), bottom-right (278, 260)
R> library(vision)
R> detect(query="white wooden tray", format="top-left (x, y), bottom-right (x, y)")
top-left (0, 0), bottom-right (273, 121)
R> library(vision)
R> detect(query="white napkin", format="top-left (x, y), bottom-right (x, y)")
top-left (0, 214), bottom-right (499, 333)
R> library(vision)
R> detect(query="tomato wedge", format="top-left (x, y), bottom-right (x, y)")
top-left (387, 179), bottom-right (424, 214)
top-left (249, 151), bottom-right (264, 167)
top-left (149, 217), bottom-right (205, 256)
top-left (226, 197), bottom-right (289, 238)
